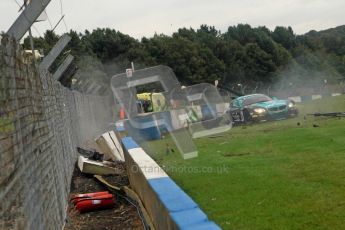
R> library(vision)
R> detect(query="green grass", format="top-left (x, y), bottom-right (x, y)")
top-left (140, 95), bottom-right (345, 230)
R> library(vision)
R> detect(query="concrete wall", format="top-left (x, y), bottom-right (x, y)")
top-left (0, 36), bottom-right (113, 230)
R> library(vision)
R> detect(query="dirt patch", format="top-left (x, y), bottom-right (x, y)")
top-left (64, 164), bottom-right (144, 230)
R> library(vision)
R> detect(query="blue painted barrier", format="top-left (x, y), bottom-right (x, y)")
top-left (121, 136), bottom-right (221, 229)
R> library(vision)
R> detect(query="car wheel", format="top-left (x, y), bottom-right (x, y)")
top-left (242, 109), bottom-right (252, 124)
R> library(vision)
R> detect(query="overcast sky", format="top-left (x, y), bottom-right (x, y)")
top-left (1, 0), bottom-right (344, 39)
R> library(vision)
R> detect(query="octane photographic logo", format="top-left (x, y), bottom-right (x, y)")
top-left (130, 164), bottom-right (230, 174)
top-left (111, 65), bottom-right (232, 160)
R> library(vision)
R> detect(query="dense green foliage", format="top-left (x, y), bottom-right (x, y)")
top-left (24, 24), bottom-right (345, 88)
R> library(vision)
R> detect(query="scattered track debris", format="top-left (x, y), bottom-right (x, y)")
top-left (308, 112), bottom-right (345, 117)
top-left (64, 164), bottom-right (143, 230)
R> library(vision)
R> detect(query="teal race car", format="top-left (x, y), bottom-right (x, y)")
top-left (228, 94), bottom-right (298, 123)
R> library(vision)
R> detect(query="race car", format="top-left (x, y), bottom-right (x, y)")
top-left (228, 94), bottom-right (298, 123)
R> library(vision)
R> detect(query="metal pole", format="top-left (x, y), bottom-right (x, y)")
top-left (39, 34), bottom-right (71, 71)
top-left (24, 0), bottom-right (36, 65)
top-left (51, 15), bottom-right (65, 33)
top-left (7, 0), bottom-right (52, 41)
top-left (52, 54), bottom-right (74, 80)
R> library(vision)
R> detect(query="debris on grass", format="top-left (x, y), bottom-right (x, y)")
top-left (223, 152), bottom-right (251, 157)
top-left (308, 112), bottom-right (345, 117)
top-left (208, 135), bottom-right (225, 138)
top-left (219, 141), bottom-right (229, 145)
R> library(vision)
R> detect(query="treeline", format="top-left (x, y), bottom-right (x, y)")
top-left (24, 24), bottom-right (345, 89)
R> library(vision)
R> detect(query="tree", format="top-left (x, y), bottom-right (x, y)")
top-left (244, 43), bottom-right (276, 83)
top-left (271, 26), bottom-right (296, 50)
top-left (23, 23), bottom-right (345, 88)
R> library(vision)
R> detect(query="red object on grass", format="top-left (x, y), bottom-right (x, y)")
top-left (75, 194), bottom-right (115, 213)
top-left (70, 191), bottom-right (110, 204)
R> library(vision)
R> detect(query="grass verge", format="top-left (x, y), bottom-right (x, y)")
top-left (140, 95), bottom-right (345, 230)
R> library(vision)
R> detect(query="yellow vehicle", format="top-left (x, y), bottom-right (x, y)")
top-left (136, 92), bottom-right (199, 123)
top-left (137, 93), bottom-right (167, 113)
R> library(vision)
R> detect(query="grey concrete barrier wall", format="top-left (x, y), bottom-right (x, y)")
top-left (0, 36), bottom-right (114, 230)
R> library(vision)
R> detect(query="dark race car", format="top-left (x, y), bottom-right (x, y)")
top-left (228, 94), bottom-right (298, 124)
